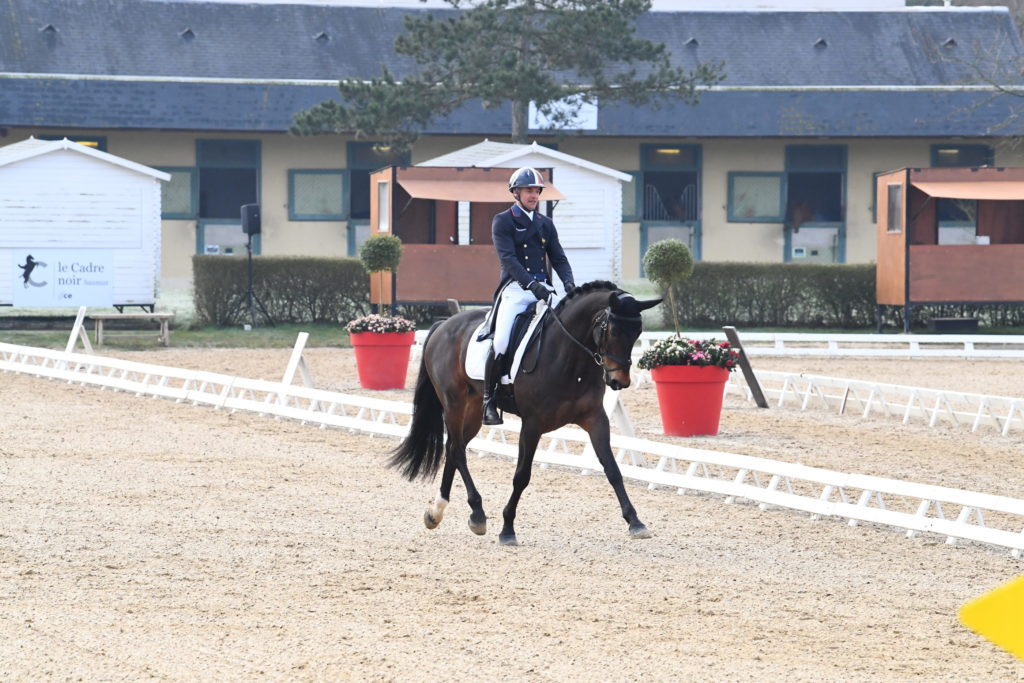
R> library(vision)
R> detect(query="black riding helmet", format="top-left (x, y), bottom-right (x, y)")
top-left (508, 167), bottom-right (545, 194)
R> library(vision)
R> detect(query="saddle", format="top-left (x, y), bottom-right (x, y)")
top-left (466, 302), bottom-right (549, 418)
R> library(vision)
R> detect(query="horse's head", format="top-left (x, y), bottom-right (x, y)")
top-left (593, 290), bottom-right (661, 390)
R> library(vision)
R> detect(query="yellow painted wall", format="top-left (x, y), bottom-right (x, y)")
top-left (10, 129), bottom-right (1021, 290)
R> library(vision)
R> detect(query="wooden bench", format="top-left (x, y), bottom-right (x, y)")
top-left (927, 317), bottom-right (979, 334)
top-left (89, 312), bottom-right (175, 347)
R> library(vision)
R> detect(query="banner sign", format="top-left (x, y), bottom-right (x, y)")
top-left (12, 249), bottom-right (113, 307)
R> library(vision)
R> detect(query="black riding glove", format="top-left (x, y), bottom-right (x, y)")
top-left (527, 280), bottom-right (554, 300)
top-left (564, 282), bottom-right (576, 296)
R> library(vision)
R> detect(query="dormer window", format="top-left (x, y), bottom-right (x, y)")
top-left (39, 24), bottom-right (57, 34)
top-left (315, 31), bottom-right (330, 43)
top-left (814, 38), bottom-right (828, 49)
top-left (179, 28), bottom-right (196, 41)
top-left (943, 37), bottom-right (958, 49)
top-left (685, 37), bottom-right (698, 47)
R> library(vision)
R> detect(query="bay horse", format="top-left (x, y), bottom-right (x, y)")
top-left (390, 281), bottom-right (661, 545)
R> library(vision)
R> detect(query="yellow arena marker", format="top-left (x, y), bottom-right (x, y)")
top-left (959, 575), bottom-right (1024, 660)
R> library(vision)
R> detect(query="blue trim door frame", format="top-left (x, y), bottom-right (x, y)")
top-left (783, 144), bottom-right (847, 263)
top-left (196, 218), bottom-right (261, 256)
top-left (640, 220), bottom-right (701, 275)
top-left (783, 222), bottom-right (845, 263)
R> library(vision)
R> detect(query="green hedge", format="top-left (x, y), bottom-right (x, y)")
top-left (664, 263), bottom-right (876, 329)
top-left (192, 255), bottom-right (371, 326)
top-left (662, 262), bottom-right (1024, 329)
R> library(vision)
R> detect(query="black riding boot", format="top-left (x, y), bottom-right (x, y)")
top-left (482, 349), bottom-right (503, 426)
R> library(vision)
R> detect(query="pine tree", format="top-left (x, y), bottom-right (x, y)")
top-left (291, 0), bottom-right (723, 151)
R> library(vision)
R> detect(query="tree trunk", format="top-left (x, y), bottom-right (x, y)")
top-left (511, 99), bottom-right (528, 143)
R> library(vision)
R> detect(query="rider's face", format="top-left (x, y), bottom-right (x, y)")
top-left (515, 186), bottom-right (542, 211)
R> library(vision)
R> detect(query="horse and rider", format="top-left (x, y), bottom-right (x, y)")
top-left (391, 167), bottom-right (661, 545)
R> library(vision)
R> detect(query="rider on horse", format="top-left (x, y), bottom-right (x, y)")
top-left (482, 167), bottom-right (576, 426)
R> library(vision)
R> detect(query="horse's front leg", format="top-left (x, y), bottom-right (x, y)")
top-left (499, 425), bottom-right (541, 546)
top-left (583, 413), bottom-right (652, 539)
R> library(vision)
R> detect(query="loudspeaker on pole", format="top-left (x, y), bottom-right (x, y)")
top-left (241, 203), bottom-right (261, 235)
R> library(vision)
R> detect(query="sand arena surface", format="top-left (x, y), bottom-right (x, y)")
top-left (2, 348), bottom-right (1024, 680)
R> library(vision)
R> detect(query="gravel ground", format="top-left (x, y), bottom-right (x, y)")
top-left (2, 348), bottom-right (1023, 681)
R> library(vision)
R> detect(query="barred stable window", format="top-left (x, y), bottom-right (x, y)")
top-left (639, 144), bottom-right (699, 222)
top-left (289, 170), bottom-right (345, 220)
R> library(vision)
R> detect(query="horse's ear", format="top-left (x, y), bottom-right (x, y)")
top-left (637, 298), bottom-right (663, 312)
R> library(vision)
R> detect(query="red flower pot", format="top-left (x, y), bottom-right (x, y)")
top-left (349, 331), bottom-right (415, 390)
top-left (650, 365), bottom-right (731, 437)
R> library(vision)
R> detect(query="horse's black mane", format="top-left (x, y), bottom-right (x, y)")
top-left (554, 280), bottom-right (620, 312)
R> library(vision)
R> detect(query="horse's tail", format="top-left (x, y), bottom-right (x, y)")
top-left (389, 322), bottom-right (446, 481)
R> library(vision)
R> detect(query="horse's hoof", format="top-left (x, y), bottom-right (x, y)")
top-left (629, 525), bottom-right (652, 539)
top-left (424, 511), bottom-right (441, 530)
top-left (468, 512), bottom-right (487, 536)
top-left (498, 534), bottom-right (518, 546)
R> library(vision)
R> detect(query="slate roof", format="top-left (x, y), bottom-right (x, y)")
top-left (1, 0), bottom-right (1023, 137)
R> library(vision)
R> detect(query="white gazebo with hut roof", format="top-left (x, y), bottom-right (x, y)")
top-left (419, 140), bottom-right (632, 284)
top-left (0, 137), bottom-right (169, 308)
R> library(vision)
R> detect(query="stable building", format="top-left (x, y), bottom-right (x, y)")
top-left (3, 1), bottom-right (1024, 292)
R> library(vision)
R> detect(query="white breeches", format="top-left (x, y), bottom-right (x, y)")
top-left (492, 282), bottom-right (562, 355)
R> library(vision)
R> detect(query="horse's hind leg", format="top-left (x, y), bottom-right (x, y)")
top-left (424, 455), bottom-right (457, 530)
top-left (425, 414), bottom-right (487, 535)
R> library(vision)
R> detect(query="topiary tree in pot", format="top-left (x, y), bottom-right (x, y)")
top-left (347, 233), bottom-right (415, 390)
top-left (642, 238), bottom-right (693, 335)
top-left (359, 233), bottom-right (403, 314)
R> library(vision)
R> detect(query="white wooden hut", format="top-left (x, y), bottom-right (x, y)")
top-left (419, 140), bottom-right (632, 284)
top-left (0, 137), bottom-right (169, 308)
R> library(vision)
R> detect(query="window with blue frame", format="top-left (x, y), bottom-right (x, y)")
top-left (288, 169), bottom-right (345, 220)
top-left (157, 167), bottom-right (197, 219)
top-left (621, 170), bottom-right (640, 221)
top-left (347, 142), bottom-right (407, 220)
top-left (784, 145), bottom-right (845, 228)
top-left (640, 144), bottom-right (699, 222)
top-left (727, 172), bottom-right (785, 222)
top-left (197, 139), bottom-right (259, 219)
top-left (931, 144), bottom-right (993, 168)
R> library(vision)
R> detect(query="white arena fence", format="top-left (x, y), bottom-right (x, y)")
top-left (3, 338), bottom-right (1023, 559)
top-left (637, 331), bottom-right (1024, 359)
top-left (724, 371), bottom-right (1024, 437)
top-left (414, 330), bottom-right (1024, 436)
top-left (415, 330), bottom-right (1024, 359)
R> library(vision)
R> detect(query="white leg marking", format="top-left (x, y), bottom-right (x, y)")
top-left (429, 491), bottom-right (449, 521)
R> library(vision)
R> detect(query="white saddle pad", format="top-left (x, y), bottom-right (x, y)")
top-left (465, 303), bottom-right (549, 384)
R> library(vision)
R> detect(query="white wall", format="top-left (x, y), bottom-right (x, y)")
top-left (0, 149), bottom-right (162, 305)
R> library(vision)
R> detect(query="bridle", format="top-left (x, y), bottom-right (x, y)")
top-left (547, 303), bottom-right (641, 381)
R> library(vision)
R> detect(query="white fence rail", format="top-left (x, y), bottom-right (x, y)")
top-left (724, 371), bottom-right (1024, 436)
top-left (416, 330), bottom-right (1024, 359)
top-left (640, 331), bottom-right (1024, 358)
top-left (3, 340), bottom-right (1022, 558)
